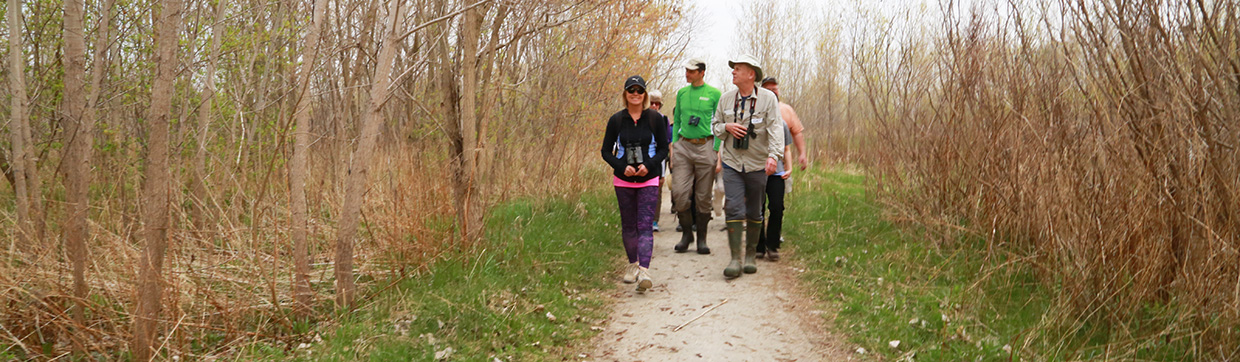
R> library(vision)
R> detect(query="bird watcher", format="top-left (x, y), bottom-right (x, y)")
top-left (712, 55), bottom-right (785, 279)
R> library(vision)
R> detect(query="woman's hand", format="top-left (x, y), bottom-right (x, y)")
top-left (781, 167), bottom-right (792, 179)
top-left (624, 166), bottom-right (637, 177)
top-left (635, 164), bottom-right (649, 177)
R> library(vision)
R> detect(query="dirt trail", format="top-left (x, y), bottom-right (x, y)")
top-left (588, 190), bottom-right (850, 362)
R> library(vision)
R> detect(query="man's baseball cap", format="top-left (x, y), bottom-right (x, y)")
top-left (761, 77), bottom-right (778, 85)
top-left (683, 58), bottom-right (707, 71)
top-left (624, 75), bottom-right (647, 90)
top-left (728, 55), bottom-right (764, 83)
top-left (649, 90), bottom-right (663, 104)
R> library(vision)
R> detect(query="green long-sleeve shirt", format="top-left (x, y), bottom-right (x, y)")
top-left (673, 83), bottom-right (722, 150)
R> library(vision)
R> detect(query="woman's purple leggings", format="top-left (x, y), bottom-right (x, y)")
top-left (615, 186), bottom-right (659, 268)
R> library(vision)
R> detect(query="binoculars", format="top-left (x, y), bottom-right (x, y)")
top-left (688, 115), bottom-right (702, 127)
top-left (733, 123), bottom-right (755, 150)
top-left (623, 143), bottom-right (645, 165)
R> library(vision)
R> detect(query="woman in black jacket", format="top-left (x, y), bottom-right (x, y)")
top-left (600, 75), bottom-right (669, 293)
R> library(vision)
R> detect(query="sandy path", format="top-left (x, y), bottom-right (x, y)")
top-left (587, 189), bottom-right (850, 362)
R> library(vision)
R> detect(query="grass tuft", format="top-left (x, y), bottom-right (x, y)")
top-left (291, 191), bottom-right (623, 361)
top-left (788, 167), bottom-right (1197, 361)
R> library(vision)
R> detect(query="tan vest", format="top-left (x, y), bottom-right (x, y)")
top-left (711, 86), bottom-right (785, 172)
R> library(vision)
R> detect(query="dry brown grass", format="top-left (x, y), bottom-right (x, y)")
top-left (0, 135), bottom-right (613, 359)
top-left (848, 0), bottom-right (1240, 358)
top-left (0, 0), bottom-right (684, 358)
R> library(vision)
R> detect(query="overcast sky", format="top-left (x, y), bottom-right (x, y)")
top-left (682, 0), bottom-right (745, 88)
top-left (670, 0), bottom-right (1022, 92)
top-left (678, 0), bottom-right (920, 89)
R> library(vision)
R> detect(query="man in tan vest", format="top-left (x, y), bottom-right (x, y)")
top-left (712, 55), bottom-right (785, 279)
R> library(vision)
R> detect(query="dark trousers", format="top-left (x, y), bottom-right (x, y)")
top-left (616, 186), bottom-right (658, 268)
top-left (722, 166), bottom-right (767, 222)
top-left (757, 175), bottom-right (785, 252)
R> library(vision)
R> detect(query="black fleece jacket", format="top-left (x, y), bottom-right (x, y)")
top-left (600, 108), bottom-right (669, 184)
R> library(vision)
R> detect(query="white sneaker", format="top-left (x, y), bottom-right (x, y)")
top-left (622, 263), bottom-right (639, 284)
top-left (636, 268), bottom-right (653, 292)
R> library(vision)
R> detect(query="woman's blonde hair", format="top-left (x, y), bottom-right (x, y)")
top-left (621, 89), bottom-right (650, 110)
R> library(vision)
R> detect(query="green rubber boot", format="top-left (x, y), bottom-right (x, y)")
top-left (723, 221), bottom-right (744, 279)
top-left (744, 220), bottom-right (762, 274)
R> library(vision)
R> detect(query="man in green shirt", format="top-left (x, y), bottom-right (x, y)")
top-left (670, 58), bottom-right (722, 254)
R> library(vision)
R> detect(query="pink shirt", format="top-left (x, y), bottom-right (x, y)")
top-left (613, 175), bottom-right (660, 188)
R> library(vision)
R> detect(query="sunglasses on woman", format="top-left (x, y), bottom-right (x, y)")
top-left (626, 87), bottom-right (645, 94)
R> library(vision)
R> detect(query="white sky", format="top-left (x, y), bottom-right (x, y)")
top-left (675, 0), bottom-right (1023, 88)
top-left (682, 0), bottom-right (746, 88)
top-left (679, 0), bottom-right (923, 89)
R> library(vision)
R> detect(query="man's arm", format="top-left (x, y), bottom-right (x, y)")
top-left (671, 101), bottom-right (682, 144)
top-left (781, 104), bottom-right (808, 170)
top-left (711, 99), bottom-right (727, 139)
top-left (767, 101), bottom-right (785, 161)
top-left (763, 98), bottom-right (785, 176)
top-left (781, 144), bottom-right (793, 179)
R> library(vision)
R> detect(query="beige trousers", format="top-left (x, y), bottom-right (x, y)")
top-left (670, 139), bottom-right (717, 215)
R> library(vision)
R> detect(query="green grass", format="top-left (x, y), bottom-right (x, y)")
top-left (282, 191), bottom-right (623, 361)
top-left (786, 167), bottom-right (1195, 361)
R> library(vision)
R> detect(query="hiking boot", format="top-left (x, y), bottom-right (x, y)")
top-left (756, 251), bottom-right (766, 260)
top-left (622, 263), bottom-right (639, 284)
top-left (724, 222), bottom-right (744, 279)
top-left (636, 268), bottom-right (653, 292)
top-left (653, 221), bottom-right (660, 232)
top-left (674, 211), bottom-right (694, 252)
top-left (766, 249), bottom-right (780, 262)
top-left (695, 212), bottom-right (712, 254)
top-left (744, 221), bottom-right (762, 274)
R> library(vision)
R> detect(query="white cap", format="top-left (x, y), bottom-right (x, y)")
top-left (683, 58), bottom-right (707, 71)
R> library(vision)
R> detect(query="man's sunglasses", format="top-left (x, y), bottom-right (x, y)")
top-left (626, 87), bottom-right (645, 94)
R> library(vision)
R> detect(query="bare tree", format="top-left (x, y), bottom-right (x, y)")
top-left (0, 0), bottom-right (696, 357)
top-left (132, 0), bottom-right (184, 359)
top-left (438, 0), bottom-right (491, 246)
top-left (77, 0), bottom-right (115, 323)
top-left (335, 0), bottom-right (405, 309)
top-left (192, 0), bottom-right (224, 233)
top-left (456, 2), bottom-right (486, 245)
top-left (290, 0), bottom-right (331, 314)
top-left (7, 0), bottom-right (31, 252)
top-left (59, 0), bottom-right (112, 332)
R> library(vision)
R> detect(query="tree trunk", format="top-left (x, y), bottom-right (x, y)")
top-left (458, 4), bottom-right (484, 245)
top-left (7, 0), bottom-right (31, 253)
top-left (60, 0), bottom-right (111, 333)
top-left (290, 0), bottom-right (330, 315)
top-left (192, 1), bottom-right (224, 234)
top-left (21, 106), bottom-right (43, 242)
top-left (437, 0), bottom-right (463, 247)
top-left (476, 3), bottom-right (507, 181)
top-left (335, 0), bottom-right (404, 309)
top-left (81, 0), bottom-right (115, 324)
top-left (132, 0), bottom-right (184, 359)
